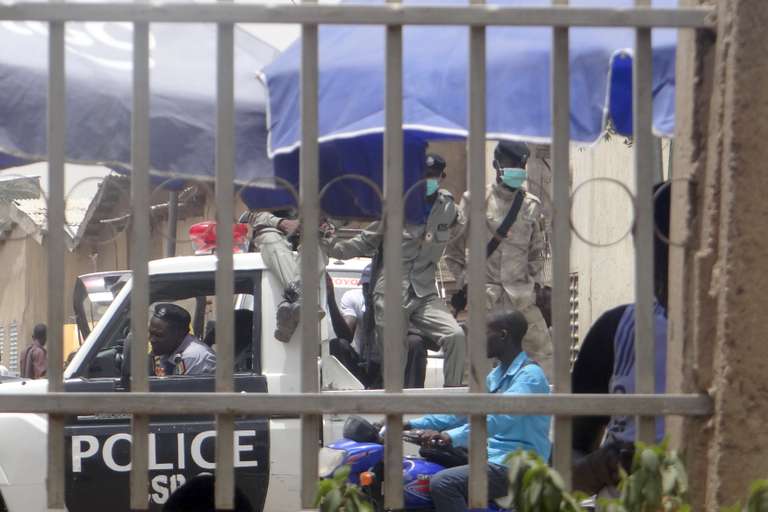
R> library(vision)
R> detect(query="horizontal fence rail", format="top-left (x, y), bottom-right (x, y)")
top-left (0, 3), bottom-right (715, 27)
top-left (0, 392), bottom-right (713, 416)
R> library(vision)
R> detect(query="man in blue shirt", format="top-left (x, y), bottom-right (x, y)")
top-left (404, 310), bottom-right (551, 511)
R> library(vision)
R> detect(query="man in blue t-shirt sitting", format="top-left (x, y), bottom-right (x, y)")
top-left (405, 310), bottom-right (551, 512)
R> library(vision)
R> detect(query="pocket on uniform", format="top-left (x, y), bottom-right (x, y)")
top-left (434, 225), bottom-right (451, 243)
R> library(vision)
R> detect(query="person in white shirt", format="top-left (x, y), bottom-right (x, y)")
top-left (339, 285), bottom-right (366, 355)
top-left (328, 265), bottom-right (430, 388)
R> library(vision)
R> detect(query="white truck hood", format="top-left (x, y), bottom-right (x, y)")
top-left (0, 378), bottom-right (49, 394)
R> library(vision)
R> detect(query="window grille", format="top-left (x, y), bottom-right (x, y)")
top-left (0, 2), bottom-right (716, 510)
top-left (569, 272), bottom-right (580, 367)
top-left (8, 321), bottom-right (18, 373)
top-left (0, 325), bottom-right (5, 370)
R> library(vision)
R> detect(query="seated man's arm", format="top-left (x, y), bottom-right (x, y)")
top-left (408, 414), bottom-right (468, 435)
top-left (326, 222), bottom-right (383, 260)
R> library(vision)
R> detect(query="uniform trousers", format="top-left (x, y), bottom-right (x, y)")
top-left (373, 288), bottom-right (465, 387)
top-left (257, 231), bottom-right (327, 290)
top-left (429, 463), bottom-right (510, 512)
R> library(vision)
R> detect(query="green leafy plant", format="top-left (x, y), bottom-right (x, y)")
top-left (744, 480), bottom-right (768, 512)
top-left (721, 480), bottom-right (768, 512)
top-left (597, 440), bottom-right (689, 512)
top-left (314, 465), bottom-right (373, 512)
top-left (316, 444), bottom-right (767, 512)
top-left (505, 449), bottom-right (587, 512)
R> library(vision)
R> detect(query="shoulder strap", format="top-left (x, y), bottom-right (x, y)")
top-left (486, 190), bottom-right (525, 258)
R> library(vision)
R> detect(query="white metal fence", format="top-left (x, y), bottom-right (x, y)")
top-left (0, 1), bottom-right (715, 510)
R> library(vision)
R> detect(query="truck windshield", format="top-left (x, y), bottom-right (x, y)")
top-left (72, 271), bottom-right (261, 379)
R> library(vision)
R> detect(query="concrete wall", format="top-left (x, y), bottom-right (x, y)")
top-left (570, 137), bottom-right (636, 340)
top-left (0, 187), bottom-right (233, 371)
top-left (569, 136), bottom-right (670, 342)
top-left (0, 224), bottom-right (96, 372)
top-left (0, 231), bottom-right (42, 372)
top-left (669, 0), bottom-right (768, 508)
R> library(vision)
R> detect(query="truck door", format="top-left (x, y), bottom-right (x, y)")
top-left (63, 271), bottom-right (269, 512)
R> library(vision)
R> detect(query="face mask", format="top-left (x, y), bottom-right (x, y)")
top-left (425, 178), bottom-right (440, 196)
top-left (500, 168), bottom-right (527, 189)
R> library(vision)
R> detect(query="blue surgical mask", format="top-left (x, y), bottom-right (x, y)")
top-left (425, 178), bottom-right (440, 196)
top-left (500, 168), bottom-right (527, 189)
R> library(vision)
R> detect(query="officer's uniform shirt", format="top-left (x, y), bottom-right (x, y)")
top-left (326, 189), bottom-right (459, 298)
top-left (446, 182), bottom-right (545, 308)
top-left (154, 334), bottom-right (216, 377)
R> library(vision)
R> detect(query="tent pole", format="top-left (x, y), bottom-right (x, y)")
top-left (165, 189), bottom-right (178, 257)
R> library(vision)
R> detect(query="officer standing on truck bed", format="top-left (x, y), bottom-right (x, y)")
top-left (325, 153), bottom-right (466, 387)
top-left (446, 140), bottom-right (553, 378)
top-left (149, 303), bottom-right (216, 376)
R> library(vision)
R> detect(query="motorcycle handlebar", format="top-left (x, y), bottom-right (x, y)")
top-left (402, 431), bottom-right (422, 445)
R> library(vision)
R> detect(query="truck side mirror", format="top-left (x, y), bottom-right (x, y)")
top-left (119, 333), bottom-right (133, 389)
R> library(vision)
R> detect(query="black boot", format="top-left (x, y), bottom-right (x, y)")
top-left (274, 283), bottom-right (302, 342)
top-left (274, 282), bottom-right (325, 342)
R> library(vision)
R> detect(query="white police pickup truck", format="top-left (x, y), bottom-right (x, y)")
top-left (0, 250), bottom-right (380, 512)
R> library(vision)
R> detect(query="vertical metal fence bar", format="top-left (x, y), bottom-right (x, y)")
top-left (129, 19), bottom-right (151, 512)
top-left (46, 19), bottom-right (66, 512)
top-left (551, 0), bottom-right (572, 487)
top-left (467, 9), bottom-right (488, 508)
top-left (215, 20), bottom-right (236, 511)
top-left (633, 0), bottom-right (656, 444)
top-left (299, 8), bottom-right (321, 508)
top-left (383, 13), bottom-right (405, 510)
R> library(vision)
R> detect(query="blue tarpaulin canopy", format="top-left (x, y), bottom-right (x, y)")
top-left (0, 20), bottom-right (278, 188)
top-left (259, 0), bottom-right (677, 219)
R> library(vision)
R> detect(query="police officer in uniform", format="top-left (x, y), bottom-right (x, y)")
top-left (445, 141), bottom-right (553, 377)
top-left (325, 154), bottom-right (466, 387)
top-left (241, 209), bottom-right (329, 342)
top-left (149, 303), bottom-right (216, 376)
